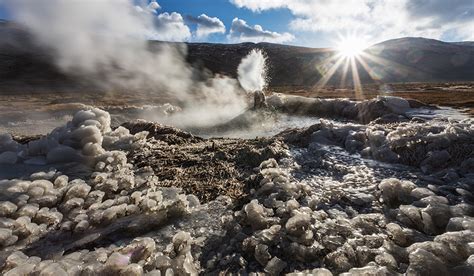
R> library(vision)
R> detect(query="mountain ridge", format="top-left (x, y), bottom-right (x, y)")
top-left (0, 21), bottom-right (473, 91)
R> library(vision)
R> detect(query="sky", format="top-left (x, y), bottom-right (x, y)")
top-left (0, 0), bottom-right (472, 48)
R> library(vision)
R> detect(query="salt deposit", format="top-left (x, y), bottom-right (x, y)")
top-left (0, 100), bottom-right (473, 274)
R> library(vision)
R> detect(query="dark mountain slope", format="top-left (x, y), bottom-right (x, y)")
top-left (184, 42), bottom-right (330, 86)
top-left (364, 37), bottom-right (474, 82)
top-left (0, 21), bottom-right (473, 91)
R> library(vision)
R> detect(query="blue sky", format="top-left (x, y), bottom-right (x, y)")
top-left (1, 0), bottom-right (473, 48)
top-left (158, 0), bottom-right (293, 35)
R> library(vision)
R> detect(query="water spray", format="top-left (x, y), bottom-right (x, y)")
top-left (237, 49), bottom-right (268, 109)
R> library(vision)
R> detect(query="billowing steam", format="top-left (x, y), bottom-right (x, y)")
top-left (238, 49), bottom-right (268, 93)
top-left (4, 0), bottom-right (192, 94)
top-left (2, 0), bottom-right (267, 128)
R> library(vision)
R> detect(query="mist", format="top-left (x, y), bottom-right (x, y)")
top-left (3, 0), bottom-right (189, 93)
top-left (2, 0), bottom-right (267, 128)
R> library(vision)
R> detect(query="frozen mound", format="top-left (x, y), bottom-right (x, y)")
top-left (279, 117), bottom-right (474, 172)
top-left (199, 152), bottom-right (388, 274)
top-left (0, 108), bottom-right (148, 166)
top-left (201, 156), bottom-right (391, 274)
top-left (0, 108), bottom-right (291, 275)
top-left (266, 93), bottom-right (432, 124)
top-left (0, 108), bottom-right (204, 275)
top-left (201, 152), bottom-right (473, 274)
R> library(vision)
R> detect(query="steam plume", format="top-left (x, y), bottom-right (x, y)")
top-left (3, 0), bottom-right (193, 95)
top-left (238, 49), bottom-right (268, 93)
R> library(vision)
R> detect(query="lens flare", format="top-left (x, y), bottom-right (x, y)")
top-left (313, 34), bottom-right (372, 100)
top-left (336, 36), bottom-right (368, 58)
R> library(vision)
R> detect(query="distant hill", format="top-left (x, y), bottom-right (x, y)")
top-left (452, 41), bottom-right (474, 47)
top-left (185, 37), bottom-right (474, 86)
top-left (0, 20), bottom-right (473, 91)
top-left (362, 37), bottom-right (474, 83)
top-left (184, 42), bottom-right (331, 86)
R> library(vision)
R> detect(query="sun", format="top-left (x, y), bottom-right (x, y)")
top-left (336, 35), bottom-right (368, 58)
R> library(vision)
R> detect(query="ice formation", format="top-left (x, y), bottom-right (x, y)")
top-left (0, 108), bottom-right (200, 275)
top-left (265, 93), bottom-right (428, 124)
top-left (0, 101), bottom-right (473, 275)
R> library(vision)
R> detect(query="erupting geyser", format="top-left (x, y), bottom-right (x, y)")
top-left (238, 49), bottom-right (268, 93)
top-left (237, 49), bottom-right (269, 109)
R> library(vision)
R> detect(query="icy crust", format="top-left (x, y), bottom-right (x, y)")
top-left (204, 157), bottom-right (473, 275)
top-left (279, 117), bottom-right (474, 173)
top-left (1, 232), bottom-right (199, 276)
top-left (198, 112), bottom-right (473, 274)
top-left (0, 108), bottom-right (150, 165)
top-left (0, 170), bottom-right (202, 275)
top-left (0, 108), bottom-right (202, 275)
top-left (0, 107), bottom-right (473, 275)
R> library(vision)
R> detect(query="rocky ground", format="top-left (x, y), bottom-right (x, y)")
top-left (0, 95), bottom-right (473, 275)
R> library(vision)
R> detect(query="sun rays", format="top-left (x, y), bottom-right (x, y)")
top-left (313, 34), bottom-right (417, 100)
top-left (336, 35), bottom-right (369, 59)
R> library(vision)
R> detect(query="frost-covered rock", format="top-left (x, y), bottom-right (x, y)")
top-left (34, 207), bottom-right (63, 225)
top-left (244, 199), bottom-right (274, 230)
top-left (121, 237), bottom-right (156, 263)
top-left (264, 257), bottom-right (287, 275)
top-left (64, 182), bottom-right (91, 200)
top-left (285, 212), bottom-right (311, 237)
top-left (106, 252), bottom-right (130, 273)
top-left (74, 220), bottom-right (89, 233)
top-left (288, 268), bottom-right (333, 276)
top-left (0, 201), bottom-right (18, 217)
top-left (38, 262), bottom-right (68, 276)
top-left (410, 188), bottom-right (435, 200)
top-left (0, 108), bottom-right (147, 167)
top-left (120, 264), bottom-right (144, 276)
top-left (379, 178), bottom-right (416, 207)
top-left (16, 203), bottom-right (40, 218)
top-left (406, 248), bottom-right (448, 276)
top-left (0, 228), bottom-right (18, 247)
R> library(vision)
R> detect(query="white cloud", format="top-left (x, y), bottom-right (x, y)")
top-left (147, 1), bottom-right (161, 11)
top-left (135, 0), bottom-right (161, 14)
top-left (230, 0), bottom-right (287, 12)
top-left (186, 14), bottom-right (226, 38)
top-left (133, 2), bottom-right (190, 42)
top-left (151, 12), bottom-right (191, 42)
top-left (230, 0), bottom-right (474, 43)
top-left (406, 0), bottom-right (474, 24)
top-left (229, 17), bottom-right (294, 43)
